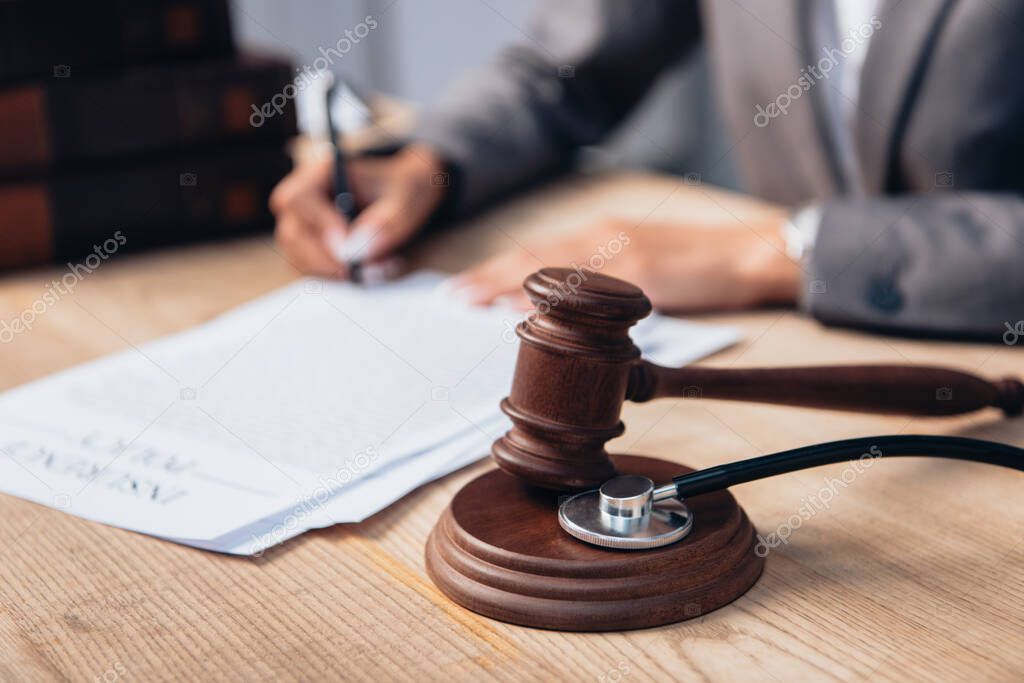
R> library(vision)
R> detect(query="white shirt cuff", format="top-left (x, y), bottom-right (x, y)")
top-left (782, 204), bottom-right (823, 262)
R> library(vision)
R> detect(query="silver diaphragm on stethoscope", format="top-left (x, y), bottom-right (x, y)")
top-left (558, 475), bottom-right (693, 549)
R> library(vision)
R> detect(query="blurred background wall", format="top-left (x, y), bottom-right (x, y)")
top-left (231, 0), bottom-right (738, 189)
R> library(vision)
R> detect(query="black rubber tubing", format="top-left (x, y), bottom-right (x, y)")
top-left (672, 435), bottom-right (1024, 498)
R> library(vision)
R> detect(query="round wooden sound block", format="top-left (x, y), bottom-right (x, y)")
top-left (426, 455), bottom-right (764, 631)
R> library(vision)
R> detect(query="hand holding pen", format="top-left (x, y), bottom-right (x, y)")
top-left (268, 78), bottom-right (450, 283)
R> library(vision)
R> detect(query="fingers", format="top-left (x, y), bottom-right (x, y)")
top-left (448, 251), bottom-right (537, 305)
top-left (492, 291), bottom-right (533, 311)
top-left (269, 155), bottom-right (332, 214)
top-left (287, 184), bottom-right (347, 231)
top-left (341, 188), bottom-right (434, 263)
top-left (274, 216), bottom-right (346, 278)
top-left (270, 146), bottom-right (450, 277)
top-left (340, 144), bottom-right (450, 262)
top-left (333, 145), bottom-right (448, 263)
top-left (271, 158), bottom-right (351, 277)
top-left (346, 156), bottom-right (390, 206)
top-left (445, 221), bottom-right (632, 308)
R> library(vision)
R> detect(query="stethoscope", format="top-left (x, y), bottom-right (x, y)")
top-left (559, 435), bottom-right (1024, 549)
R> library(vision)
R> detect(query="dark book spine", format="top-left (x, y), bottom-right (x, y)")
top-left (0, 143), bottom-right (293, 270)
top-left (0, 0), bottom-right (234, 83)
top-left (0, 58), bottom-right (298, 174)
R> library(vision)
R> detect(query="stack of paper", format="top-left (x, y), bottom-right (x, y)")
top-left (0, 272), bottom-right (738, 554)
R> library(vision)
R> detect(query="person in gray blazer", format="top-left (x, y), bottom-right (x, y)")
top-left (270, 0), bottom-right (1024, 341)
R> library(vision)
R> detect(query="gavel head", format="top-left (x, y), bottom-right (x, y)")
top-left (492, 267), bottom-right (652, 491)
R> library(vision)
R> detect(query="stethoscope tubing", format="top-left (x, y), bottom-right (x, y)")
top-left (670, 435), bottom-right (1024, 499)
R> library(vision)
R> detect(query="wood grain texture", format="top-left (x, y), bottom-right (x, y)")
top-left (427, 455), bottom-right (763, 631)
top-left (0, 172), bottom-right (1022, 681)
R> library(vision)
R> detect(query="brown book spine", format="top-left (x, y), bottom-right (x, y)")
top-left (0, 185), bottom-right (53, 269)
top-left (0, 87), bottom-right (51, 168)
top-left (0, 56), bottom-right (297, 174)
top-left (0, 143), bottom-right (292, 271)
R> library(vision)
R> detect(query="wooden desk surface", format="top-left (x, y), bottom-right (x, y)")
top-left (1, 173), bottom-right (1021, 682)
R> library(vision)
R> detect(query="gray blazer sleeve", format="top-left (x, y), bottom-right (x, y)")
top-left (414, 0), bottom-right (700, 214)
top-left (804, 193), bottom-right (1024, 339)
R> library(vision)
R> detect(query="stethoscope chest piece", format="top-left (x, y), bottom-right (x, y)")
top-left (558, 474), bottom-right (693, 549)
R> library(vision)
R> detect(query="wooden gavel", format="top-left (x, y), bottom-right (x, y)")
top-left (493, 268), bottom-right (1024, 491)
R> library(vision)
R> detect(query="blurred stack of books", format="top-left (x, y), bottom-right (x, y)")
top-left (0, 0), bottom-right (298, 270)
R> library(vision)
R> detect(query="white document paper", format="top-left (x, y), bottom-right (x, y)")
top-left (0, 272), bottom-right (739, 553)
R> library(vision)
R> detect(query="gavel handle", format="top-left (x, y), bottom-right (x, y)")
top-left (626, 361), bottom-right (1024, 417)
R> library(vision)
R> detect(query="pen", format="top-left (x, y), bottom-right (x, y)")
top-left (325, 78), bottom-right (363, 284)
